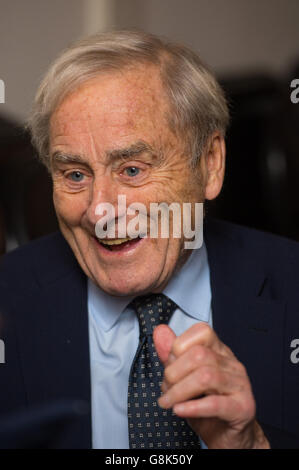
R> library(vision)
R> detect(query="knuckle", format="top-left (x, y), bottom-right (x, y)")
top-left (199, 366), bottom-right (214, 385)
top-left (168, 383), bottom-right (180, 401)
top-left (171, 323), bottom-right (214, 357)
top-left (235, 360), bottom-right (247, 376)
top-left (172, 337), bottom-right (183, 356)
top-left (209, 395), bottom-right (220, 412)
top-left (192, 344), bottom-right (207, 363)
top-left (164, 365), bottom-right (176, 385)
top-left (239, 396), bottom-right (256, 421)
top-left (248, 398), bottom-right (256, 418)
top-left (221, 343), bottom-right (233, 356)
top-left (196, 322), bottom-right (212, 336)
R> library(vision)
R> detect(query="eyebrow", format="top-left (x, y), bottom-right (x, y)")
top-left (51, 152), bottom-right (86, 165)
top-left (106, 141), bottom-right (155, 161)
top-left (51, 141), bottom-right (156, 166)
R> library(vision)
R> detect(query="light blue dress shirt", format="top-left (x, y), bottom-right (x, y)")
top-left (88, 242), bottom-right (212, 449)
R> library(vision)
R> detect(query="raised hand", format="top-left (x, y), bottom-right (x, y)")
top-left (153, 322), bottom-right (270, 449)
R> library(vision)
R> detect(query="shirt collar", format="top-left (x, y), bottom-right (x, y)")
top-left (88, 280), bottom-right (134, 332)
top-left (88, 240), bottom-right (211, 331)
top-left (163, 241), bottom-right (211, 323)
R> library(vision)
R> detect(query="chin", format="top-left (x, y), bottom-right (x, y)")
top-left (94, 272), bottom-right (163, 297)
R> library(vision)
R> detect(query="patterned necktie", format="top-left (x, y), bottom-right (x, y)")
top-left (128, 293), bottom-right (199, 449)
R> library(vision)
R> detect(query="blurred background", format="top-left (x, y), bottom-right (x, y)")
top-left (0, 0), bottom-right (299, 255)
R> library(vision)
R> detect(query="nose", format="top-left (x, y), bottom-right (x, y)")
top-left (85, 176), bottom-right (119, 229)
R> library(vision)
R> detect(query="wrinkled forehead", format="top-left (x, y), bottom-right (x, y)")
top-left (50, 64), bottom-right (171, 139)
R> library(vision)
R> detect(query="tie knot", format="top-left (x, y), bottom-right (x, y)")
top-left (129, 293), bottom-right (177, 336)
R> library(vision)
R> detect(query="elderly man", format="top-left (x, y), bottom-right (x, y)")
top-left (0, 30), bottom-right (298, 449)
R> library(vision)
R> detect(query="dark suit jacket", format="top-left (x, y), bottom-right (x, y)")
top-left (0, 217), bottom-right (298, 448)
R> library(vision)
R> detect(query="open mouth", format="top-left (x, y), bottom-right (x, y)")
top-left (96, 236), bottom-right (142, 252)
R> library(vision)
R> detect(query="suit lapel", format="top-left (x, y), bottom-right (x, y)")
top-left (11, 236), bottom-right (92, 448)
top-left (204, 218), bottom-right (286, 429)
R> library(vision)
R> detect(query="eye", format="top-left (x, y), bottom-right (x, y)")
top-left (125, 167), bottom-right (140, 177)
top-left (67, 171), bottom-right (85, 182)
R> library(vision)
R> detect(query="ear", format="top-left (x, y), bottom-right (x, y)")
top-left (200, 132), bottom-right (226, 201)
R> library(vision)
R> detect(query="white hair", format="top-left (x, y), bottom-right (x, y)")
top-left (28, 30), bottom-right (229, 168)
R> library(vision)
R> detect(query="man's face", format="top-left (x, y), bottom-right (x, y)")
top-left (50, 64), bottom-right (205, 296)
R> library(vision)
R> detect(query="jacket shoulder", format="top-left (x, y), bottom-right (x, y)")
top-left (204, 217), bottom-right (299, 262)
top-left (0, 232), bottom-right (78, 292)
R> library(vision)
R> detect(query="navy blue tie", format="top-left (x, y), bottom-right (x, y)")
top-left (128, 293), bottom-right (199, 449)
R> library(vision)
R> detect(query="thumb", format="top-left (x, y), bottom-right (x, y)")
top-left (153, 324), bottom-right (176, 365)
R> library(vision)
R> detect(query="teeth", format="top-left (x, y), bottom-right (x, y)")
top-left (99, 237), bottom-right (132, 246)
